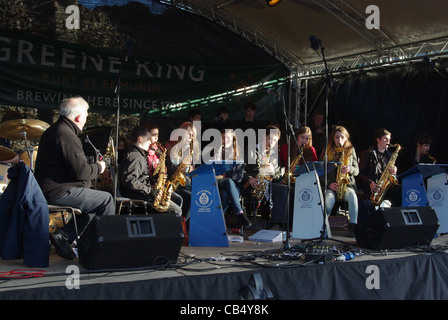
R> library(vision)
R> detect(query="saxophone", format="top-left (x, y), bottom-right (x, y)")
top-left (251, 149), bottom-right (273, 201)
top-left (336, 148), bottom-right (350, 201)
top-left (153, 143), bottom-right (191, 212)
top-left (281, 151), bottom-right (302, 184)
top-left (370, 144), bottom-right (401, 206)
top-left (427, 153), bottom-right (437, 164)
top-left (153, 142), bottom-right (167, 191)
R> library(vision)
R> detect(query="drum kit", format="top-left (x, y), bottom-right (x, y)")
top-left (0, 118), bottom-right (50, 193)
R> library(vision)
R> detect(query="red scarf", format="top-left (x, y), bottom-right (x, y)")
top-left (147, 144), bottom-right (159, 176)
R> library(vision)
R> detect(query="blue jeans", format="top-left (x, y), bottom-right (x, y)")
top-left (218, 178), bottom-right (243, 214)
top-left (324, 187), bottom-right (359, 224)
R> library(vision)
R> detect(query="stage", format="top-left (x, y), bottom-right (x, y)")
top-left (1, 226), bottom-right (448, 301)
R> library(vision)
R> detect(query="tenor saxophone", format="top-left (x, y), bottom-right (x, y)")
top-left (336, 148), bottom-right (350, 201)
top-left (153, 142), bottom-right (167, 191)
top-left (251, 149), bottom-right (273, 201)
top-left (370, 144), bottom-right (401, 206)
top-left (153, 144), bottom-right (191, 212)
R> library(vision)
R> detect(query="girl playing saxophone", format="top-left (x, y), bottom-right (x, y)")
top-left (322, 126), bottom-right (359, 237)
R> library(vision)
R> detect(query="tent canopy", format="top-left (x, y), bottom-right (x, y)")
top-left (172, 0), bottom-right (448, 73)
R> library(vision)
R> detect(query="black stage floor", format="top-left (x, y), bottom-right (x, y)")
top-left (1, 225), bottom-right (448, 302)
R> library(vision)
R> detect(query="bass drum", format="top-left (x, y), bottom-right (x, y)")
top-left (19, 145), bottom-right (38, 168)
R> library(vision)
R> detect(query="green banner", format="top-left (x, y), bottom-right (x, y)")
top-left (0, 32), bottom-right (288, 115)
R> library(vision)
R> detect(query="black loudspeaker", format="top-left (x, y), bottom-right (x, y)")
top-left (78, 214), bottom-right (184, 270)
top-left (354, 207), bottom-right (439, 250)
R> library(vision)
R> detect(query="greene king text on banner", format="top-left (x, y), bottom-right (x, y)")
top-left (0, 32), bottom-right (286, 115)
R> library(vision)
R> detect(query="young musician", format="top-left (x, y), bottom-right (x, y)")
top-left (398, 132), bottom-right (436, 174)
top-left (243, 125), bottom-right (293, 228)
top-left (165, 121), bottom-right (201, 221)
top-left (280, 126), bottom-right (318, 168)
top-left (357, 128), bottom-right (402, 207)
top-left (322, 126), bottom-right (359, 236)
top-left (145, 123), bottom-right (183, 212)
top-left (119, 125), bottom-right (182, 215)
top-left (214, 129), bottom-right (251, 228)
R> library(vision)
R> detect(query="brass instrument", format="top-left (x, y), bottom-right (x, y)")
top-left (153, 142), bottom-right (167, 190)
top-left (104, 137), bottom-right (115, 167)
top-left (251, 149), bottom-right (273, 201)
top-left (427, 153), bottom-right (437, 164)
top-left (370, 144), bottom-right (401, 206)
top-left (336, 148), bottom-right (350, 201)
top-left (281, 151), bottom-right (302, 184)
top-left (153, 143), bottom-right (190, 212)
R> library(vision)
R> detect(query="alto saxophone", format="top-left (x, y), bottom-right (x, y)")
top-left (153, 143), bottom-right (191, 212)
top-left (281, 150), bottom-right (302, 184)
top-left (251, 149), bottom-right (273, 201)
top-left (336, 148), bottom-right (350, 201)
top-left (427, 153), bottom-right (437, 164)
top-left (370, 144), bottom-right (401, 206)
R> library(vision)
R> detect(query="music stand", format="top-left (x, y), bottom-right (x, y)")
top-left (188, 160), bottom-right (242, 247)
top-left (399, 163), bottom-right (448, 233)
top-left (291, 161), bottom-right (338, 240)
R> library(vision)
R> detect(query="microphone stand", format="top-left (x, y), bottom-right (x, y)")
top-left (84, 135), bottom-right (111, 167)
top-left (113, 71), bottom-right (121, 205)
top-left (112, 42), bottom-right (132, 205)
top-left (275, 91), bottom-right (310, 251)
top-left (310, 37), bottom-right (351, 246)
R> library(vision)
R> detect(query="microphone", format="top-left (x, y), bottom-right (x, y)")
top-left (309, 36), bottom-right (321, 51)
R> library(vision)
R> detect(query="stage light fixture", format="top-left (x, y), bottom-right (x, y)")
top-left (266, 0), bottom-right (281, 7)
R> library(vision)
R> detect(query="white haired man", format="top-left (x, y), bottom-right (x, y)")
top-left (35, 96), bottom-right (115, 260)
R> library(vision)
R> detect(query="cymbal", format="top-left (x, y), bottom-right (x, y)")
top-left (0, 145), bottom-right (17, 161)
top-left (0, 119), bottom-right (50, 140)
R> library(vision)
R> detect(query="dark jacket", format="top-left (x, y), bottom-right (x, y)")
top-left (397, 145), bottom-right (435, 175)
top-left (357, 146), bottom-right (393, 197)
top-left (34, 116), bottom-right (102, 201)
top-left (119, 145), bottom-right (155, 201)
top-left (0, 162), bottom-right (49, 267)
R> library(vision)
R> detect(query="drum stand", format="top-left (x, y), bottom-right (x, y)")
top-left (20, 130), bottom-right (35, 171)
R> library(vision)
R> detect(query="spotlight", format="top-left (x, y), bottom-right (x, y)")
top-left (266, 0), bottom-right (281, 7)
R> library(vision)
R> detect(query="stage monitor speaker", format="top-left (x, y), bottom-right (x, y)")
top-left (78, 214), bottom-right (184, 270)
top-left (354, 207), bottom-right (439, 250)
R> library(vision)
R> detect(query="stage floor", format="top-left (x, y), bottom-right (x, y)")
top-left (1, 225), bottom-right (448, 300)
